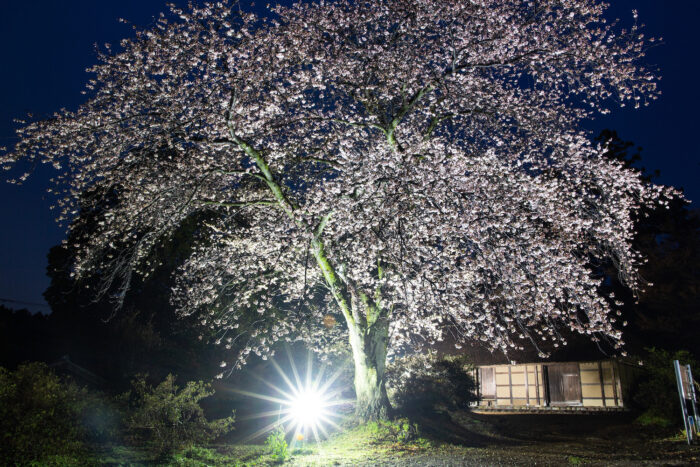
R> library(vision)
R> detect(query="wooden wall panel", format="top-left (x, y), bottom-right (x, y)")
top-left (581, 385), bottom-right (603, 398)
top-left (496, 386), bottom-right (511, 398)
top-left (496, 372), bottom-right (510, 385)
top-left (580, 369), bottom-right (601, 384)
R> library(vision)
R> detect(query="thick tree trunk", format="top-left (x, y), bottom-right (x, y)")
top-left (307, 231), bottom-right (391, 420)
top-left (347, 317), bottom-right (392, 421)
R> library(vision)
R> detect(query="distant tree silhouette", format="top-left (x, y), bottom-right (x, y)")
top-left (43, 205), bottom-right (226, 388)
top-left (0, 305), bottom-right (50, 367)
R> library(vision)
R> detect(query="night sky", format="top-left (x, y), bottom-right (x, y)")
top-left (1, 1), bottom-right (698, 314)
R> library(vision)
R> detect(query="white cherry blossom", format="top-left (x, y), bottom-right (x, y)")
top-left (1, 0), bottom-right (673, 419)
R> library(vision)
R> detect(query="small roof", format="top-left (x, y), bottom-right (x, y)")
top-left (49, 354), bottom-right (106, 387)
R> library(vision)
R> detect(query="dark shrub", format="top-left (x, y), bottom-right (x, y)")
top-left (633, 347), bottom-right (698, 427)
top-left (0, 362), bottom-right (111, 464)
top-left (386, 352), bottom-right (477, 414)
top-left (121, 374), bottom-right (235, 457)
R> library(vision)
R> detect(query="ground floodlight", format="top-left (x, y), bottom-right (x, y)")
top-left (229, 350), bottom-right (352, 445)
top-left (289, 387), bottom-right (327, 429)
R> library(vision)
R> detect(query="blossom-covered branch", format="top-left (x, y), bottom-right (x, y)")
top-left (1, 0), bottom-right (675, 419)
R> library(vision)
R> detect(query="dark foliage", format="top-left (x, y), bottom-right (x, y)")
top-left (0, 363), bottom-right (236, 463)
top-left (120, 374), bottom-right (235, 457)
top-left (386, 353), bottom-right (477, 415)
top-left (0, 363), bottom-right (117, 465)
top-left (0, 305), bottom-right (52, 368)
top-left (40, 209), bottom-right (226, 390)
top-left (632, 347), bottom-right (698, 427)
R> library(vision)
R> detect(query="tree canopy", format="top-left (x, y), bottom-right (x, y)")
top-left (1, 0), bottom-right (675, 418)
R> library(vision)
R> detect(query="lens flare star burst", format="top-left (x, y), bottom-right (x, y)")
top-left (288, 387), bottom-right (328, 429)
top-left (230, 350), bottom-right (352, 446)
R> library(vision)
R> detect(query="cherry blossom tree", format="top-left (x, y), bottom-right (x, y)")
top-left (2, 0), bottom-right (674, 419)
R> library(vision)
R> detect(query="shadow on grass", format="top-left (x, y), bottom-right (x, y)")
top-left (402, 409), bottom-right (515, 448)
top-left (468, 411), bottom-right (640, 443)
top-left (402, 410), bottom-right (642, 448)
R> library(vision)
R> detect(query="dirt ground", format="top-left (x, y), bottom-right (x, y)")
top-left (290, 411), bottom-right (700, 466)
top-left (406, 412), bottom-right (699, 466)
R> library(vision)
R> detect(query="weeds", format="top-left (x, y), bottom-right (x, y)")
top-left (265, 425), bottom-right (289, 462)
top-left (365, 417), bottom-right (432, 449)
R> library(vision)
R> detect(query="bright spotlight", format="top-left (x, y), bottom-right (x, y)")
top-left (229, 350), bottom-right (352, 446)
top-left (289, 387), bottom-right (327, 429)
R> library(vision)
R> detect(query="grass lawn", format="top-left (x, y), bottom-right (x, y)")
top-left (86, 411), bottom-right (700, 466)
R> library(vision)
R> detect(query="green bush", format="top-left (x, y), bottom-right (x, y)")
top-left (265, 425), bottom-right (289, 462)
top-left (633, 347), bottom-right (698, 427)
top-left (386, 352), bottom-right (477, 414)
top-left (0, 362), bottom-right (105, 465)
top-left (172, 445), bottom-right (223, 466)
top-left (635, 411), bottom-right (673, 428)
top-left (122, 374), bottom-right (235, 457)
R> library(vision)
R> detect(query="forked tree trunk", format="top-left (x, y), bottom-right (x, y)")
top-left (307, 228), bottom-right (392, 420)
top-left (246, 140), bottom-right (394, 420)
top-left (347, 316), bottom-right (392, 421)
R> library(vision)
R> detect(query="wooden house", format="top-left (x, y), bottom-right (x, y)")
top-left (473, 360), bottom-right (638, 411)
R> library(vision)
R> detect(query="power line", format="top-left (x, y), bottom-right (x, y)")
top-left (0, 297), bottom-right (51, 308)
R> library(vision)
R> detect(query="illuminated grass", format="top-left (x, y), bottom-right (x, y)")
top-left (282, 419), bottom-right (438, 466)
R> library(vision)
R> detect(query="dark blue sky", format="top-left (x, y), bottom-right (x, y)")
top-left (1, 1), bottom-right (698, 313)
